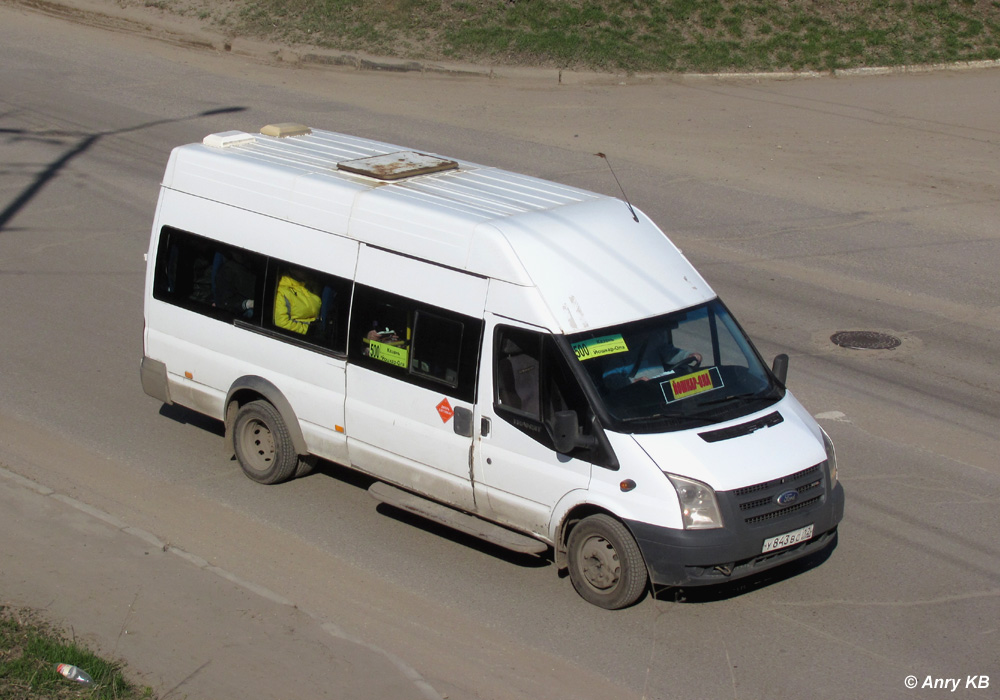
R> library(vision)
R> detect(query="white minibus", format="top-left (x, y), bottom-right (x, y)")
top-left (141, 123), bottom-right (844, 609)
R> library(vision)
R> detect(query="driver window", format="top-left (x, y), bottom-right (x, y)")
top-left (496, 328), bottom-right (541, 419)
top-left (494, 327), bottom-right (594, 453)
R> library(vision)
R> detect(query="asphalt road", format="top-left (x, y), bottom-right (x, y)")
top-left (1, 3), bottom-right (998, 699)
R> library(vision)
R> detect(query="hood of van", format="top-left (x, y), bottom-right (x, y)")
top-left (630, 395), bottom-right (827, 492)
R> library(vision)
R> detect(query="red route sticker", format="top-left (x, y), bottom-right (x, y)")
top-left (662, 367), bottom-right (724, 403)
top-left (436, 398), bottom-right (454, 423)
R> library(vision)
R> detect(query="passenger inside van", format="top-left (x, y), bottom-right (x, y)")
top-left (274, 270), bottom-right (322, 335)
top-left (187, 245), bottom-right (215, 306)
top-left (214, 251), bottom-right (257, 317)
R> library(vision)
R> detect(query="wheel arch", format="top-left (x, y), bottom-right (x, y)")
top-left (554, 502), bottom-right (645, 573)
top-left (223, 376), bottom-right (308, 458)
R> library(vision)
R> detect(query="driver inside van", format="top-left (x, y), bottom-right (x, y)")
top-left (274, 270), bottom-right (321, 335)
top-left (601, 332), bottom-right (702, 388)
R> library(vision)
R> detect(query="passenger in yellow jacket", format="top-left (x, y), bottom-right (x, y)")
top-left (274, 274), bottom-right (321, 335)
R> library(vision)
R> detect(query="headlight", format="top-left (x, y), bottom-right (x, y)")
top-left (821, 427), bottom-right (838, 488)
top-left (667, 474), bottom-right (723, 529)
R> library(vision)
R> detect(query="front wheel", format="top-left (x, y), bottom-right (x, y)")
top-left (567, 514), bottom-right (648, 609)
top-left (232, 400), bottom-right (300, 484)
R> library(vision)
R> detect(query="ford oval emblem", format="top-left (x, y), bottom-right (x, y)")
top-left (776, 490), bottom-right (799, 506)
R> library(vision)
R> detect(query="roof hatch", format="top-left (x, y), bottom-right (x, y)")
top-left (337, 151), bottom-right (458, 181)
top-left (260, 123), bottom-right (312, 138)
top-left (203, 131), bottom-right (256, 148)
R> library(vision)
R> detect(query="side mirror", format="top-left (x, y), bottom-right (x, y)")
top-left (771, 354), bottom-right (789, 386)
top-left (550, 410), bottom-right (597, 454)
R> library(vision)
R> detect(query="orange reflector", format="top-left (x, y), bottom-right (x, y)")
top-left (335, 425), bottom-right (345, 433)
top-left (184, 371), bottom-right (193, 379)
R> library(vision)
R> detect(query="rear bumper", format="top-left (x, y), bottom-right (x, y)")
top-left (140, 356), bottom-right (171, 404)
top-left (628, 482), bottom-right (844, 587)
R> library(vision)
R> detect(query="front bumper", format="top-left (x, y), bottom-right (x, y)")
top-left (628, 481), bottom-right (845, 587)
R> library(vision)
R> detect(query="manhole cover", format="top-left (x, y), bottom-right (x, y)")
top-left (830, 330), bottom-right (901, 350)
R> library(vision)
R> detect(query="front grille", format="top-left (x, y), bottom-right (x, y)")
top-left (744, 496), bottom-right (821, 524)
top-left (738, 477), bottom-right (822, 513)
top-left (732, 465), bottom-right (819, 497)
top-left (724, 463), bottom-right (827, 527)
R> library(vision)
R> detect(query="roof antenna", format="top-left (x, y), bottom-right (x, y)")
top-left (595, 152), bottom-right (639, 222)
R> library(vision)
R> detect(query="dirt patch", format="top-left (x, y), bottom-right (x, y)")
top-left (11, 0), bottom-right (230, 50)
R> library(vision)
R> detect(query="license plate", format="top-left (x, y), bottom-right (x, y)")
top-left (761, 524), bottom-right (814, 554)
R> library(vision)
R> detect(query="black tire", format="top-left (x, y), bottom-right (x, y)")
top-left (232, 400), bottom-right (300, 484)
top-left (294, 454), bottom-right (318, 479)
top-left (567, 514), bottom-right (648, 609)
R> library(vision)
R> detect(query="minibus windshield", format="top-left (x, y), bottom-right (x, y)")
top-left (568, 300), bottom-right (783, 432)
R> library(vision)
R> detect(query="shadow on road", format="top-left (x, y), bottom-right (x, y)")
top-left (158, 402), bottom-right (225, 436)
top-left (0, 106), bottom-right (246, 232)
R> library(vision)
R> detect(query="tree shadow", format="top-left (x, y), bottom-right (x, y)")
top-left (0, 106), bottom-right (246, 233)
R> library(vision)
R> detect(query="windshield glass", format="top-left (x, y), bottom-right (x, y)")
top-left (568, 300), bottom-right (782, 432)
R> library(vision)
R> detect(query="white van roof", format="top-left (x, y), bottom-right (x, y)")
top-left (162, 125), bottom-right (715, 331)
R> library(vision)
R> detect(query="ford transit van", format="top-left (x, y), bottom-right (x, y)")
top-left (141, 123), bottom-right (844, 609)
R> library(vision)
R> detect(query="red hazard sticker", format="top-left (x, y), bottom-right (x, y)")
top-left (436, 398), bottom-right (454, 423)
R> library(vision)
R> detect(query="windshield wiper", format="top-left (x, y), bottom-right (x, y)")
top-left (698, 392), bottom-right (767, 408)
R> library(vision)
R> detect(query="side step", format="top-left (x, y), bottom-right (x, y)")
top-left (368, 482), bottom-right (549, 555)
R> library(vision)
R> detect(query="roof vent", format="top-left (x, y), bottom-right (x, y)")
top-left (337, 151), bottom-right (458, 181)
top-left (260, 123), bottom-right (312, 138)
top-left (203, 131), bottom-right (255, 148)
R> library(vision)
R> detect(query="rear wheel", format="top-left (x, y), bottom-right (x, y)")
top-left (567, 514), bottom-right (648, 609)
top-left (232, 400), bottom-right (300, 484)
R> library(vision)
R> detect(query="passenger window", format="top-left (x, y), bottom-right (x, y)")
top-left (349, 285), bottom-right (481, 401)
top-left (154, 227), bottom-right (352, 353)
top-left (356, 293), bottom-right (412, 370)
top-left (153, 227), bottom-right (264, 322)
top-left (411, 312), bottom-right (464, 388)
top-left (267, 263), bottom-right (351, 353)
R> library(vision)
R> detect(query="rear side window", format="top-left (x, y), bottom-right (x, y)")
top-left (152, 226), bottom-right (352, 354)
top-left (153, 227), bottom-right (265, 323)
top-left (349, 285), bottom-right (481, 401)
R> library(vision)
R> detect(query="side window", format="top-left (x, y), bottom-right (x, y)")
top-left (495, 327), bottom-right (542, 419)
top-left (267, 262), bottom-right (351, 353)
top-left (494, 326), bottom-right (595, 455)
top-left (352, 287), bottom-right (413, 371)
top-left (349, 285), bottom-right (481, 401)
top-left (153, 227), bottom-right (264, 323)
top-left (411, 311), bottom-right (464, 388)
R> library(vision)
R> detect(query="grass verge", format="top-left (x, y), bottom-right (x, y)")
top-left (0, 606), bottom-right (153, 700)
top-left (150, 0), bottom-right (1000, 73)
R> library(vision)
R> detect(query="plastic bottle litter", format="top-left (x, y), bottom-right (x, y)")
top-left (56, 663), bottom-right (94, 684)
